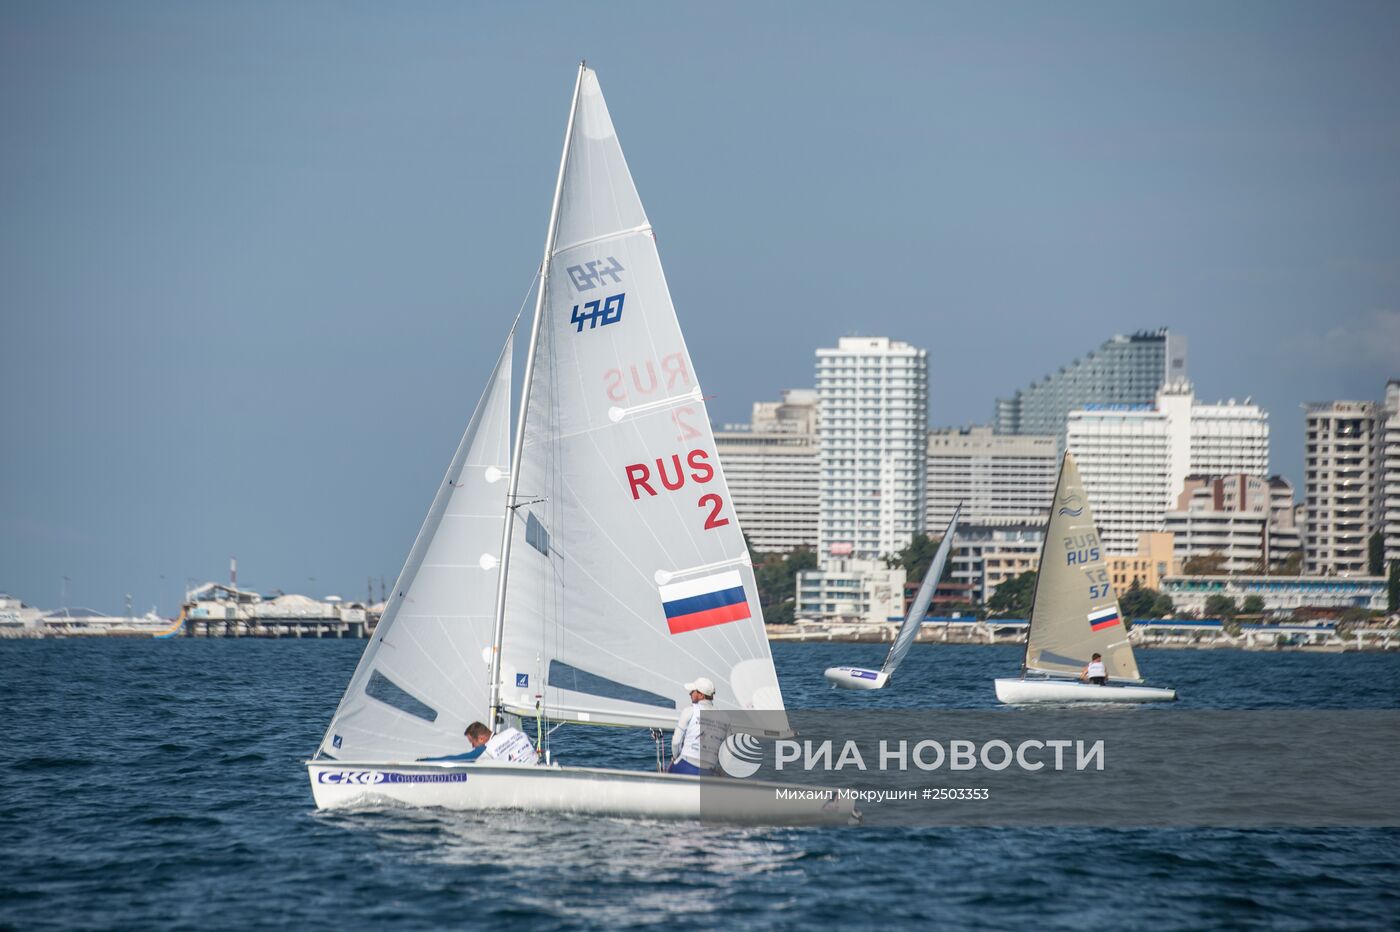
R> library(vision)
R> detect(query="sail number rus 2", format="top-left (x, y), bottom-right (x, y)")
top-left (570, 252), bottom-right (731, 533)
top-left (623, 450), bottom-right (729, 531)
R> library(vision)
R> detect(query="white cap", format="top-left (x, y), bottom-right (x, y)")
top-left (685, 677), bottom-right (716, 697)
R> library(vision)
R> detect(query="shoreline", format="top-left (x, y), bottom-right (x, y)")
top-left (765, 622), bottom-right (1397, 653)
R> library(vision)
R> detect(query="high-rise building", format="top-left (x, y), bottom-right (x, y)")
top-left (996, 329), bottom-right (1187, 441)
top-left (714, 390), bottom-right (819, 555)
top-left (1375, 380), bottom-right (1400, 568)
top-left (1304, 400), bottom-right (1379, 576)
top-left (1066, 381), bottom-right (1269, 554)
top-left (816, 337), bottom-right (928, 561)
top-left (925, 427), bottom-right (1058, 528)
top-left (1164, 474), bottom-right (1301, 574)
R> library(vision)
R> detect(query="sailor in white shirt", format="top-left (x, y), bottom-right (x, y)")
top-left (465, 720), bottom-right (540, 764)
top-left (669, 677), bottom-right (726, 776)
top-left (1080, 653), bottom-right (1108, 686)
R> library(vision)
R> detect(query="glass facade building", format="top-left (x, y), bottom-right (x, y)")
top-left (995, 329), bottom-right (1187, 442)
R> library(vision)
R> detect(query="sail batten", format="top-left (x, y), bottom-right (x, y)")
top-left (1023, 453), bottom-right (1142, 682)
top-left (554, 222), bottom-right (654, 256)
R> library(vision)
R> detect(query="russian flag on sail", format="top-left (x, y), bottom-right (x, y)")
top-left (1088, 606), bottom-right (1121, 632)
top-left (659, 570), bottom-right (752, 634)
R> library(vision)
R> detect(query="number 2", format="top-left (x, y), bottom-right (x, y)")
top-left (699, 493), bottom-right (729, 530)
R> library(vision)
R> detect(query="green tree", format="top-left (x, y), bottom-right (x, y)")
top-left (1240, 594), bottom-right (1265, 616)
top-left (1149, 592), bottom-right (1175, 617)
top-left (1181, 551), bottom-right (1228, 575)
top-left (1389, 560), bottom-right (1399, 614)
top-left (764, 600), bottom-right (795, 625)
top-left (753, 548), bottom-right (817, 623)
top-left (1119, 580), bottom-right (1158, 620)
top-left (1276, 551), bottom-right (1303, 575)
top-left (987, 571), bottom-right (1037, 617)
top-left (1368, 532), bottom-right (1384, 576)
top-left (1204, 594), bottom-right (1237, 619)
top-left (886, 532), bottom-right (950, 583)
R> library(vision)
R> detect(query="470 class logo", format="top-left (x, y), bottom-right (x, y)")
top-left (566, 256), bottom-right (624, 291)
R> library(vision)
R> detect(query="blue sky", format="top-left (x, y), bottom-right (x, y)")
top-left (2, 1), bottom-right (1397, 613)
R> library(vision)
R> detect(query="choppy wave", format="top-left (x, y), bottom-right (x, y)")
top-left (1, 639), bottom-right (1397, 929)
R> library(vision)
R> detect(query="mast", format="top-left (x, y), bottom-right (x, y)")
top-left (488, 62), bottom-right (587, 725)
top-left (1019, 452), bottom-right (1067, 676)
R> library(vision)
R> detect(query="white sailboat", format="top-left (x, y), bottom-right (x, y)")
top-left (993, 453), bottom-right (1176, 704)
top-left (824, 505), bottom-right (961, 690)
top-left (306, 63), bottom-right (855, 824)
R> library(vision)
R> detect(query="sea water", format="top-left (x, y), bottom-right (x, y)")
top-left (2, 640), bottom-right (1397, 929)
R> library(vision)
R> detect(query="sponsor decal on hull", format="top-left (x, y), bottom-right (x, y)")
top-left (316, 770), bottom-right (470, 785)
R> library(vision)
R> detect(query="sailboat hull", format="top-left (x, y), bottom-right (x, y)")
top-left (823, 666), bottom-right (889, 690)
top-left (993, 677), bottom-right (1177, 704)
top-left (306, 760), bottom-right (858, 825)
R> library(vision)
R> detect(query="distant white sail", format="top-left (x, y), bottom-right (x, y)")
top-left (496, 68), bottom-right (783, 729)
top-left (882, 505), bottom-right (960, 679)
top-left (317, 330), bottom-right (513, 761)
top-left (1023, 453), bottom-right (1141, 682)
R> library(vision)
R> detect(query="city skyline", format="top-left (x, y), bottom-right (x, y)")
top-left (4, 2), bottom-right (1399, 612)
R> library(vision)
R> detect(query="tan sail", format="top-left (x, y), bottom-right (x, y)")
top-left (1023, 453), bottom-right (1141, 682)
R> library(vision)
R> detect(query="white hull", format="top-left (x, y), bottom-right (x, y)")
top-left (307, 760), bottom-right (858, 825)
top-left (824, 666), bottom-right (889, 690)
top-left (994, 677), bottom-right (1177, 704)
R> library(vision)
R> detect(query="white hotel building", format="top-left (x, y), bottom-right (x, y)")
top-left (1067, 381), bottom-right (1269, 554)
top-left (926, 426), bottom-right (1057, 528)
top-left (1378, 380), bottom-right (1400, 567)
top-left (713, 390), bottom-right (820, 555)
top-left (816, 337), bottom-right (928, 562)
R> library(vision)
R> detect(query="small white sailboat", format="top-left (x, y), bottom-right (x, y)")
top-left (993, 453), bottom-right (1177, 704)
top-left (825, 505), bottom-right (961, 690)
top-left (306, 63), bottom-right (854, 824)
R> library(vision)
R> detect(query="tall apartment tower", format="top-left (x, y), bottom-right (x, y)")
top-left (996, 329), bottom-right (1187, 442)
top-left (816, 337), bottom-right (928, 561)
top-left (1303, 400), bottom-right (1377, 576)
top-left (1066, 380), bottom-right (1269, 554)
top-left (1376, 380), bottom-right (1400, 567)
top-left (925, 426), bottom-right (1058, 528)
top-left (713, 390), bottom-right (819, 555)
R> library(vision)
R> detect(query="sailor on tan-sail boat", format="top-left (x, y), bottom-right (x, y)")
top-left (993, 453), bottom-right (1177, 704)
top-left (1081, 654), bottom-right (1107, 686)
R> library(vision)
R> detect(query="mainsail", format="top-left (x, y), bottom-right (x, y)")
top-left (316, 330), bottom-right (513, 761)
top-left (495, 66), bottom-right (783, 729)
top-left (882, 505), bottom-right (960, 680)
top-left (1022, 453), bottom-right (1141, 681)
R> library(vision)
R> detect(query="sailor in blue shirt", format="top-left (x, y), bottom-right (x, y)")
top-left (418, 721), bottom-right (491, 762)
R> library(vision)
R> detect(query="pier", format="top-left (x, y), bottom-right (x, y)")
top-left (178, 583), bottom-right (377, 639)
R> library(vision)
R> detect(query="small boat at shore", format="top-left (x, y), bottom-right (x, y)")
top-left (307, 63), bottom-right (853, 825)
top-left (994, 453), bottom-right (1177, 705)
top-left (825, 505), bottom-right (960, 690)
